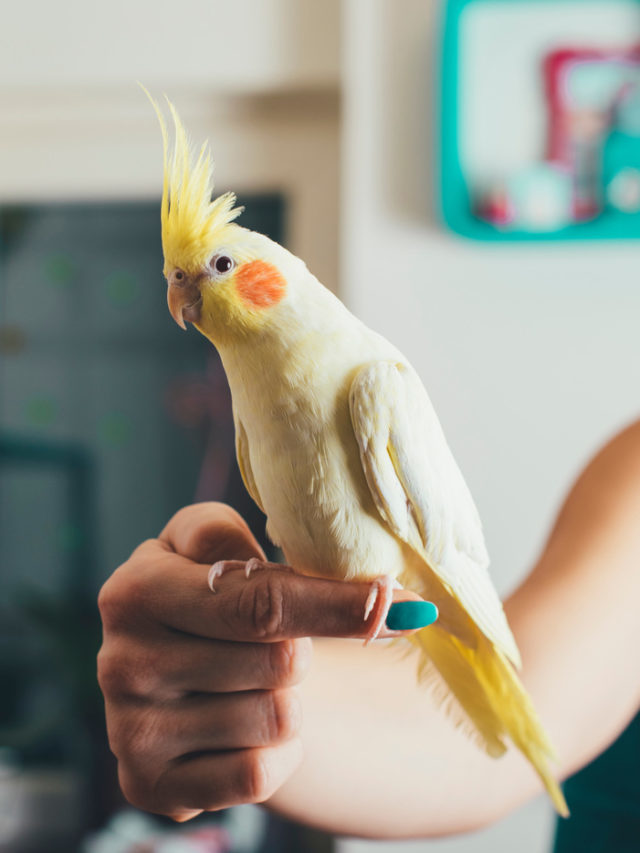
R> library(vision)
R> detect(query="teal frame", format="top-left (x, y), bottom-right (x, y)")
top-left (438, 0), bottom-right (640, 241)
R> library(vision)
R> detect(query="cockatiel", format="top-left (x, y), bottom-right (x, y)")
top-left (149, 95), bottom-right (568, 817)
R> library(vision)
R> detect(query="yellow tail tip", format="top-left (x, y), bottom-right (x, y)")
top-left (552, 786), bottom-right (570, 819)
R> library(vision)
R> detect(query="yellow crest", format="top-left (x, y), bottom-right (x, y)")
top-left (145, 89), bottom-right (243, 276)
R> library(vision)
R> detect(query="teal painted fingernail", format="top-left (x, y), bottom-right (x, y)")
top-left (386, 601), bottom-right (438, 631)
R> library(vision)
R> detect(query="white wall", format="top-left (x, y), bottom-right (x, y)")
top-left (0, 1), bottom-right (341, 292)
top-left (340, 1), bottom-right (640, 851)
top-left (0, 88), bottom-right (340, 293)
top-left (0, 0), bottom-right (340, 93)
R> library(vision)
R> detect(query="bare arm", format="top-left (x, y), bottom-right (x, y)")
top-left (268, 422), bottom-right (640, 836)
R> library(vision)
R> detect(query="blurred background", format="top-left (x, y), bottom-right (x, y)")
top-left (1, 1), bottom-right (639, 852)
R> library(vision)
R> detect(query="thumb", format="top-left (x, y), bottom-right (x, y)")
top-left (160, 502), bottom-right (265, 565)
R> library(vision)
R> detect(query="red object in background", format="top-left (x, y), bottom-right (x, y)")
top-left (543, 45), bottom-right (640, 220)
top-left (544, 45), bottom-right (640, 161)
top-left (475, 186), bottom-right (515, 227)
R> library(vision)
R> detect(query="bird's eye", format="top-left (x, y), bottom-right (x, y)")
top-left (211, 255), bottom-right (235, 275)
top-left (174, 270), bottom-right (184, 281)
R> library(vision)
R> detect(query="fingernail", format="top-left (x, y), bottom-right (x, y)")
top-left (386, 601), bottom-right (438, 631)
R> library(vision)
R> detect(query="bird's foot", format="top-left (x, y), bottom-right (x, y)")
top-left (208, 557), bottom-right (294, 593)
top-left (363, 576), bottom-right (402, 644)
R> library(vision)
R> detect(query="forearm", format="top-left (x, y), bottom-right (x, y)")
top-left (269, 638), bottom-right (540, 838)
top-left (509, 420), bottom-right (640, 777)
top-left (271, 598), bottom-right (640, 839)
top-left (268, 423), bottom-right (640, 837)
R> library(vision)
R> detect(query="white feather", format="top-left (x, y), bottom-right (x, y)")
top-left (217, 256), bottom-right (519, 667)
top-left (349, 361), bottom-right (521, 668)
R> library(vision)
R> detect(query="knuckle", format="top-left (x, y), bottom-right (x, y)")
top-left (110, 706), bottom-right (160, 766)
top-left (124, 645), bottom-right (164, 698)
top-left (239, 574), bottom-right (287, 640)
top-left (104, 710), bottom-right (129, 759)
top-left (96, 645), bottom-right (124, 698)
top-left (98, 550), bottom-right (156, 631)
top-left (242, 751), bottom-right (273, 803)
top-left (128, 710), bottom-right (161, 763)
top-left (269, 638), bottom-right (311, 687)
top-left (267, 689), bottom-right (302, 742)
top-left (97, 574), bottom-right (125, 631)
top-left (122, 565), bottom-right (155, 614)
top-left (97, 639), bottom-right (163, 701)
top-left (117, 764), bottom-right (157, 814)
top-left (130, 537), bottom-right (162, 560)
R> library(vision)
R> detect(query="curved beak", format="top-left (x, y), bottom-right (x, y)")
top-left (167, 271), bottom-right (203, 330)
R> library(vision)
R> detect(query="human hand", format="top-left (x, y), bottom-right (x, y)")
top-left (98, 502), bottom-right (428, 821)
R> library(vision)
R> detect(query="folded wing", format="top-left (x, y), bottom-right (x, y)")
top-left (349, 360), bottom-right (520, 668)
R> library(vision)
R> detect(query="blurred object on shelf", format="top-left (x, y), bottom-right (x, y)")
top-left (80, 805), bottom-right (334, 853)
top-left (478, 45), bottom-right (640, 232)
top-left (82, 810), bottom-right (231, 853)
top-left (440, 0), bottom-right (640, 240)
top-left (0, 752), bottom-right (84, 853)
top-left (476, 163), bottom-right (573, 232)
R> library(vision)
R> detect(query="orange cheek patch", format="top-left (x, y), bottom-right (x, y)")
top-left (235, 260), bottom-right (286, 309)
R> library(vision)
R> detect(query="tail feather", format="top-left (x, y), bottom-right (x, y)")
top-left (409, 624), bottom-right (569, 817)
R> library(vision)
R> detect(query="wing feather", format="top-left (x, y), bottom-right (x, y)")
top-left (234, 411), bottom-right (265, 514)
top-left (349, 361), bottom-right (521, 668)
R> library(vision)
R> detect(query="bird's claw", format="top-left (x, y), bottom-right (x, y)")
top-left (363, 576), bottom-right (402, 644)
top-left (208, 557), bottom-right (294, 592)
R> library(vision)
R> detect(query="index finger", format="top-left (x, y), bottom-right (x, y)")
top-left (132, 541), bottom-right (428, 642)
